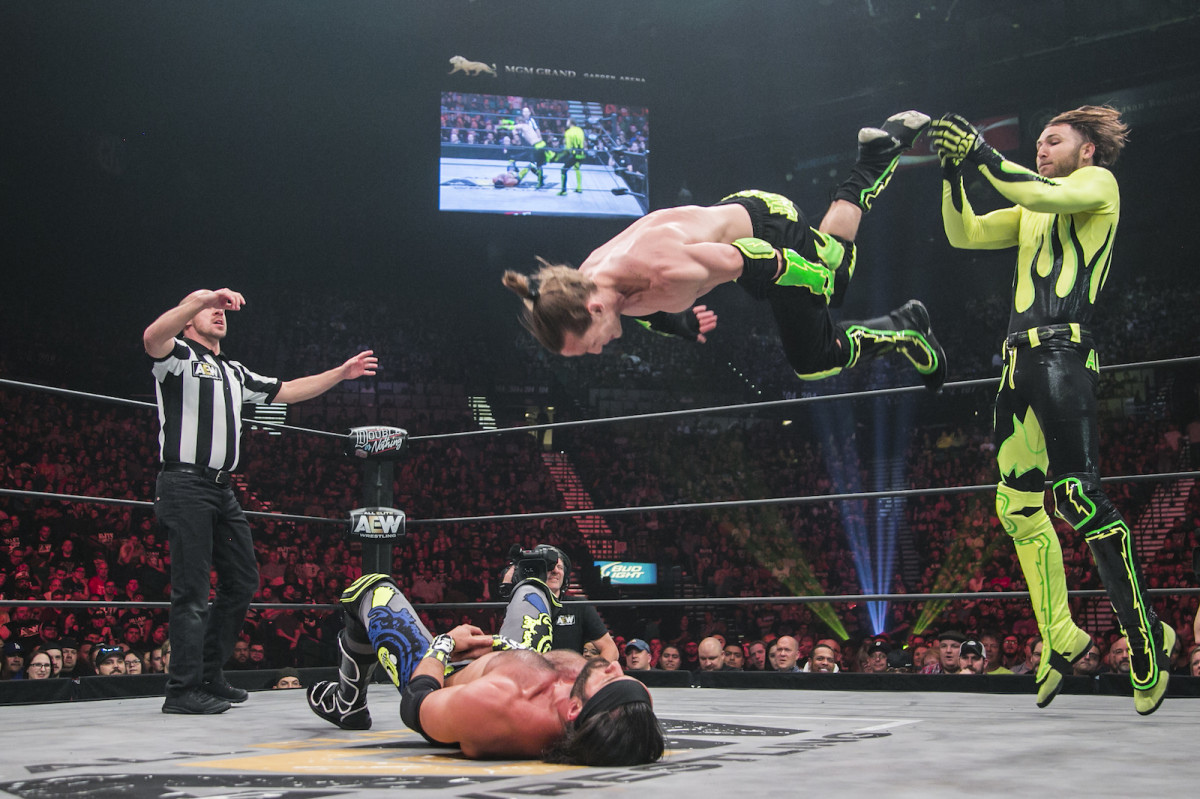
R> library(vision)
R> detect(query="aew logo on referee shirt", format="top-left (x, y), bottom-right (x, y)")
top-left (192, 361), bottom-right (223, 380)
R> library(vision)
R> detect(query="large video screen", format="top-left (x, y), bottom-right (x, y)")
top-left (439, 92), bottom-right (649, 218)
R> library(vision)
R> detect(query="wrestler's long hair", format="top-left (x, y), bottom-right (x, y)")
top-left (1048, 105), bottom-right (1129, 168)
top-left (542, 701), bottom-right (666, 766)
top-left (501, 258), bottom-right (594, 353)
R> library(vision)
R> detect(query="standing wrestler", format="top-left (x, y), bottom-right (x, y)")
top-left (144, 288), bottom-right (377, 714)
top-left (496, 544), bottom-right (619, 662)
top-left (503, 106), bottom-right (555, 190)
top-left (557, 117), bottom-right (586, 196)
top-left (503, 111), bottom-right (947, 391)
top-left (307, 573), bottom-right (664, 765)
top-left (929, 106), bottom-right (1174, 714)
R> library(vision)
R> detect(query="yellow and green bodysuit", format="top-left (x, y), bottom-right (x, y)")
top-left (942, 155), bottom-right (1167, 698)
top-left (559, 124), bottom-right (586, 195)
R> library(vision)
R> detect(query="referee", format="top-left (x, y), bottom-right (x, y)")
top-left (143, 287), bottom-right (377, 714)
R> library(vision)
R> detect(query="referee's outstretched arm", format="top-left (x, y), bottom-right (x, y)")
top-left (275, 350), bottom-right (379, 404)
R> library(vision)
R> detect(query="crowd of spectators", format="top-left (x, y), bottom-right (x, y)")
top-left (1, 274), bottom-right (1198, 685)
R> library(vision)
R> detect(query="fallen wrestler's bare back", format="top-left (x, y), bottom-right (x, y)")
top-left (578, 203), bottom-right (754, 315)
top-left (421, 649), bottom-right (586, 759)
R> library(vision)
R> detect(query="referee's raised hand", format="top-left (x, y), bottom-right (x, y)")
top-left (187, 287), bottom-right (245, 312)
top-left (341, 350), bottom-right (379, 379)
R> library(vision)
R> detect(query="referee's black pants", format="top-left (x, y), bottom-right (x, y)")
top-left (155, 471), bottom-right (259, 697)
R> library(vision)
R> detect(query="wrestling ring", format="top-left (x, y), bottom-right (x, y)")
top-left (2, 357), bottom-right (1199, 799)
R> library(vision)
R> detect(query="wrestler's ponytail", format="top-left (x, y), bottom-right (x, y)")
top-left (502, 258), bottom-right (595, 352)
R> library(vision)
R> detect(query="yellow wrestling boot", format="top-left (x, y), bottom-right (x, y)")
top-left (1035, 625), bottom-right (1093, 708)
top-left (1133, 622), bottom-right (1175, 716)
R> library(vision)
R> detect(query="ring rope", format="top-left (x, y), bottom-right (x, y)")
top-left (0, 487), bottom-right (342, 526)
top-left (7, 361), bottom-right (1194, 644)
top-left (403, 470), bottom-right (1200, 526)
top-left (5, 354), bottom-right (1198, 445)
top-left (410, 354), bottom-right (1200, 441)
top-left (0, 377), bottom-right (343, 441)
top-left (4, 470), bottom-right (1198, 529)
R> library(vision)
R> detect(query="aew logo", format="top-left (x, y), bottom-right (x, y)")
top-left (345, 426), bottom-right (408, 460)
top-left (192, 361), bottom-right (223, 380)
top-left (555, 614), bottom-right (576, 626)
top-left (348, 507), bottom-right (406, 540)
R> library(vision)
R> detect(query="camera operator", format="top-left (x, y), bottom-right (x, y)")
top-left (497, 545), bottom-right (618, 662)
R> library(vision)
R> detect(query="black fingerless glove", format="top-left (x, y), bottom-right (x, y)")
top-left (635, 310), bottom-right (702, 340)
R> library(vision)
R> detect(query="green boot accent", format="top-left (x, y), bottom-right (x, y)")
top-left (1036, 626), bottom-right (1092, 708)
top-left (1134, 623), bottom-right (1175, 716)
top-left (996, 484), bottom-right (1090, 707)
top-left (841, 300), bottom-right (946, 392)
top-left (1083, 520), bottom-right (1163, 693)
top-left (834, 111), bottom-right (931, 211)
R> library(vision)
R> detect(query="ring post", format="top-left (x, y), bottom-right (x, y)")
top-left (344, 426), bottom-right (409, 575)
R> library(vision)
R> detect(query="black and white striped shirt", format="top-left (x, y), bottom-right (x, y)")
top-left (151, 338), bottom-right (280, 472)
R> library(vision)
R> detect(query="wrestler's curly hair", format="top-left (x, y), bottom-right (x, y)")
top-left (542, 701), bottom-right (666, 766)
top-left (1047, 105), bottom-right (1129, 168)
top-left (502, 258), bottom-right (595, 353)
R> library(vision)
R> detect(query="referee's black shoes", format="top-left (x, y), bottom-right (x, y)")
top-left (163, 687), bottom-right (231, 715)
top-left (203, 679), bottom-right (249, 704)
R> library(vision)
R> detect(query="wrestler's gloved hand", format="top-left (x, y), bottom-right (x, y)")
top-left (929, 113), bottom-right (1003, 171)
top-left (635, 310), bottom-right (703, 341)
top-left (938, 152), bottom-right (963, 183)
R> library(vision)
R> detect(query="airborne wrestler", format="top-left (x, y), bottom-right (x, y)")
top-left (307, 572), bottom-right (664, 765)
top-left (928, 106), bottom-right (1175, 714)
top-left (502, 110), bottom-right (947, 392)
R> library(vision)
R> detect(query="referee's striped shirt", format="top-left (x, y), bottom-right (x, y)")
top-left (151, 338), bottom-right (280, 472)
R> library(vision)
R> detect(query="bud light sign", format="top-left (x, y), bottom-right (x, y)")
top-left (597, 560), bottom-right (657, 585)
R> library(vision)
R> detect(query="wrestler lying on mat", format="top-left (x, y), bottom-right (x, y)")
top-left (503, 110), bottom-right (946, 392)
top-left (307, 569), bottom-right (664, 765)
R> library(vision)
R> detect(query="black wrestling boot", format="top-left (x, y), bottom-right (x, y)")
top-left (1084, 527), bottom-right (1174, 714)
top-left (841, 300), bottom-right (947, 392)
top-left (834, 111), bottom-right (931, 211)
top-left (307, 631), bottom-right (378, 730)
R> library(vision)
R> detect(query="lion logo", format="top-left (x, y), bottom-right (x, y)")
top-left (448, 55), bottom-right (497, 77)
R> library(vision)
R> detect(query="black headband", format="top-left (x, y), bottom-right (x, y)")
top-left (576, 679), bottom-right (651, 725)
